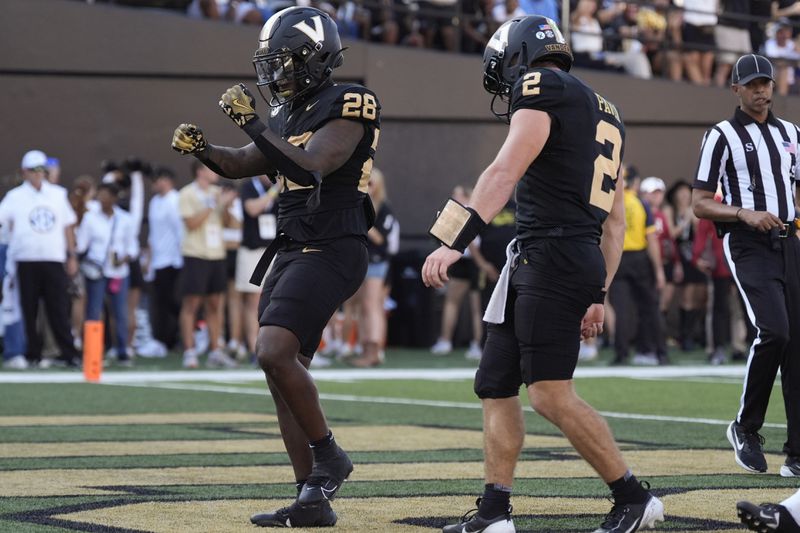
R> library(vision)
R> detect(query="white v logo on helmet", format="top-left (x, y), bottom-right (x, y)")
top-left (488, 21), bottom-right (512, 53)
top-left (294, 15), bottom-right (325, 43)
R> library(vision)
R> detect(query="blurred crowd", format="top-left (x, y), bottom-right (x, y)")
top-left (0, 150), bottom-right (399, 370)
top-left (0, 149), bottom-right (764, 369)
top-left (82, 0), bottom-right (800, 92)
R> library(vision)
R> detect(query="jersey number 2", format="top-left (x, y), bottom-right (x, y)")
top-left (343, 93), bottom-right (377, 120)
top-left (590, 120), bottom-right (621, 213)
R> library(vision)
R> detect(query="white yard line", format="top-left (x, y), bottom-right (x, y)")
top-left (111, 381), bottom-right (787, 429)
top-left (0, 365), bottom-right (753, 384)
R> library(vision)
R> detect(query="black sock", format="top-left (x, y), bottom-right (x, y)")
top-left (309, 431), bottom-right (337, 462)
top-left (295, 479), bottom-right (307, 496)
top-left (477, 483), bottom-right (511, 519)
top-left (608, 471), bottom-right (649, 505)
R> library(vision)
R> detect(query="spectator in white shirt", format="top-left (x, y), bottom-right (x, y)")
top-left (77, 183), bottom-right (138, 365)
top-left (0, 150), bottom-right (80, 367)
top-left (147, 167), bottom-right (184, 351)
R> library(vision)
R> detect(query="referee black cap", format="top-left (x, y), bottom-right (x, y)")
top-left (731, 54), bottom-right (775, 86)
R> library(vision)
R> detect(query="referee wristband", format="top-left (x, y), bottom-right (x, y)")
top-left (735, 208), bottom-right (743, 220)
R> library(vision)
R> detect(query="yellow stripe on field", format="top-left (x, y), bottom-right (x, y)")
top-left (0, 412), bottom-right (277, 427)
top-left (0, 427), bottom-right (570, 458)
top-left (0, 449), bottom-right (785, 497)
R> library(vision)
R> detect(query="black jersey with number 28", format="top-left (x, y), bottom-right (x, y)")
top-left (510, 67), bottom-right (625, 242)
top-left (266, 82), bottom-right (381, 243)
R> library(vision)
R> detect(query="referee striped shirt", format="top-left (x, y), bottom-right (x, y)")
top-left (694, 108), bottom-right (800, 222)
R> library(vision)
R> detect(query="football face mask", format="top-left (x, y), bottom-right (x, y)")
top-left (253, 47), bottom-right (302, 106)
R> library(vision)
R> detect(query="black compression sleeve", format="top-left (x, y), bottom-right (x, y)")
top-left (243, 119), bottom-right (320, 188)
top-left (195, 153), bottom-right (230, 179)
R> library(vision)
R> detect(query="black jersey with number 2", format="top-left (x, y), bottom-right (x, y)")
top-left (510, 67), bottom-right (625, 242)
top-left (266, 82), bottom-right (381, 243)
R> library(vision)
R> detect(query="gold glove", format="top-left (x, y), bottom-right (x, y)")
top-left (171, 123), bottom-right (208, 155)
top-left (219, 83), bottom-right (257, 127)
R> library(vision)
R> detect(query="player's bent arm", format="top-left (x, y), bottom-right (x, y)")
top-left (242, 118), bottom-right (364, 186)
top-left (198, 144), bottom-right (278, 180)
top-left (600, 178), bottom-right (625, 292)
top-left (469, 109), bottom-right (551, 222)
top-left (428, 109), bottom-right (550, 255)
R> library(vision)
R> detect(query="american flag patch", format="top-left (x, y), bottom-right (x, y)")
top-left (539, 24), bottom-right (551, 30)
top-left (783, 141), bottom-right (797, 154)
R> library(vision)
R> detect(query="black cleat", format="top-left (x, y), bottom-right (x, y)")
top-left (727, 421), bottom-right (768, 473)
top-left (737, 501), bottom-right (800, 533)
top-left (441, 498), bottom-right (515, 533)
top-left (297, 446), bottom-right (353, 505)
top-left (781, 456), bottom-right (800, 478)
top-left (593, 493), bottom-right (665, 532)
top-left (250, 499), bottom-right (337, 528)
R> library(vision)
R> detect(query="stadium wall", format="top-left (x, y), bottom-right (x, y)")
top-left (3, 0), bottom-right (800, 239)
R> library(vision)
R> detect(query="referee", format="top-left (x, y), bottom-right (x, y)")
top-left (692, 54), bottom-right (800, 477)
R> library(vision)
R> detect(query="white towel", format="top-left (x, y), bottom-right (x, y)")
top-left (483, 238), bottom-right (519, 324)
top-left (2, 273), bottom-right (21, 327)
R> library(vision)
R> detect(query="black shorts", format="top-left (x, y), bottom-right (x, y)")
top-left (258, 237), bottom-right (368, 357)
top-left (181, 256), bottom-right (227, 296)
top-left (450, 257), bottom-right (479, 289)
top-left (474, 239), bottom-right (604, 398)
top-left (226, 248), bottom-right (238, 281)
top-left (129, 258), bottom-right (145, 289)
top-left (682, 23), bottom-right (715, 52)
top-left (680, 256), bottom-right (708, 284)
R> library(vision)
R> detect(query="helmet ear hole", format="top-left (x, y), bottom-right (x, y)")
top-left (508, 52), bottom-right (520, 68)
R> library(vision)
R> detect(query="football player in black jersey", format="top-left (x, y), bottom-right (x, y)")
top-left (171, 6), bottom-right (380, 528)
top-left (422, 16), bottom-right (664, 533)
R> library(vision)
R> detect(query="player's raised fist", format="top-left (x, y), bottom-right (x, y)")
top-left (171, 123), bottom-right (208, 155)
top-left (219, 83), bottom-right (257, 127)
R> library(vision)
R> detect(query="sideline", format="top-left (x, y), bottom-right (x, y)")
top-left (115, 380), bottom-right (787, 429)
top-left (0, 365), bottom-right (751, 384)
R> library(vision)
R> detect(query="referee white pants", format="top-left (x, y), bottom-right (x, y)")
top-left (724, 229), bottom-right (800, 456)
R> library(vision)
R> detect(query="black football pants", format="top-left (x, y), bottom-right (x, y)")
top-left (724, 230), bottom-right (800, 456)
top-left (150, 266), bottom-right (182, 349)
top-left (16, 261), bottom-right (78, 363)
top-left (609, 250), bottom-right (661, 362)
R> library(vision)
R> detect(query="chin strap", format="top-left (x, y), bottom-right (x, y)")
top-left (490, 92), bottom-right (512, 124)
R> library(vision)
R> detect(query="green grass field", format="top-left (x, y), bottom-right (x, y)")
top-left (0, 348), bottom-right (795, 532)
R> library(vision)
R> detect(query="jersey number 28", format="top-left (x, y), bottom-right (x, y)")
top-left (342, 93), bottom-right (377, 120)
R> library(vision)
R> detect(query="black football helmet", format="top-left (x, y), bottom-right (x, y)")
top-left (482, 15), bottom-right (573, 122)
top-left (253, 6), bottom-right (344, 107)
